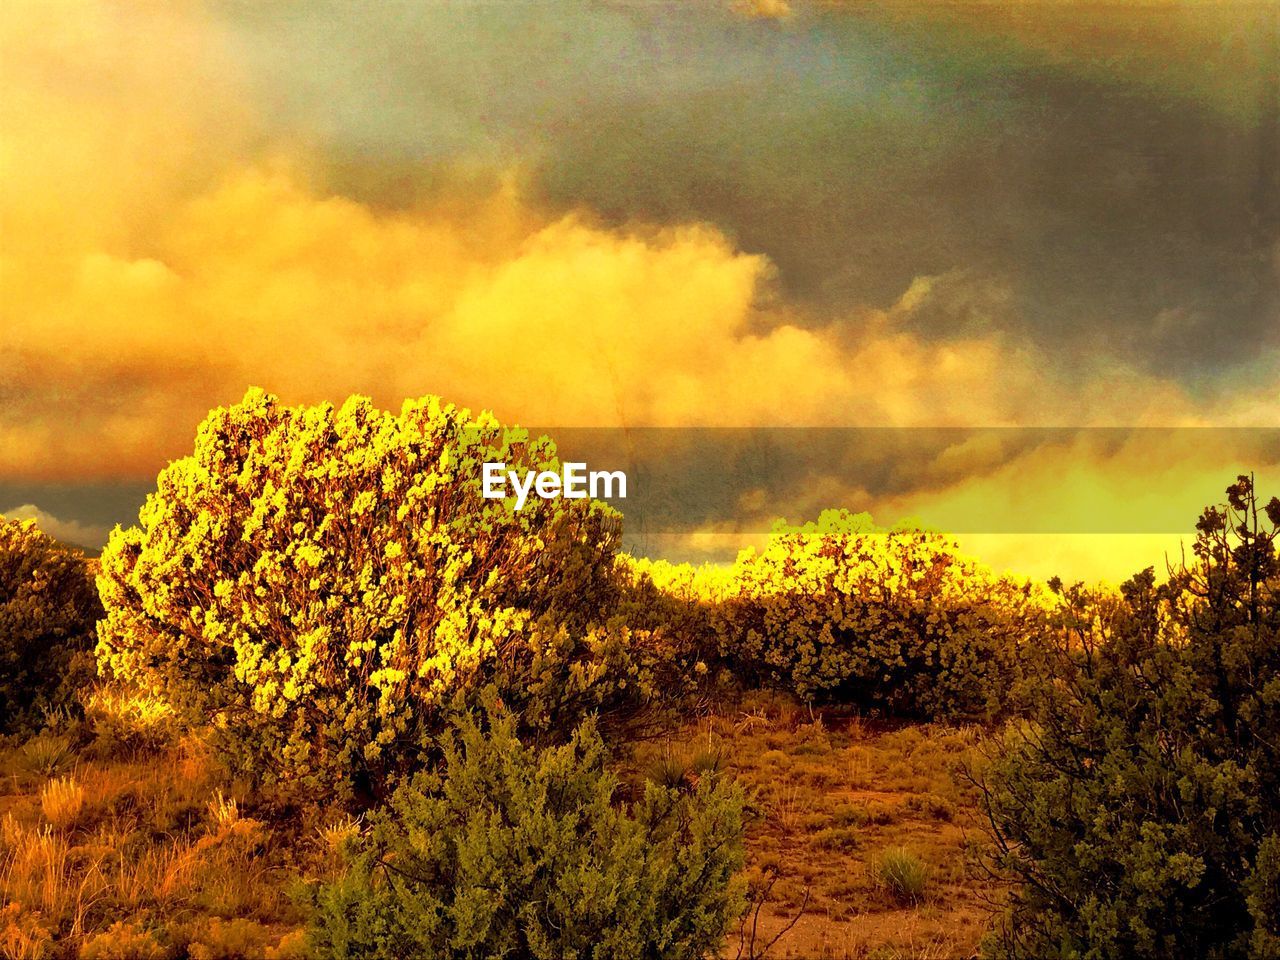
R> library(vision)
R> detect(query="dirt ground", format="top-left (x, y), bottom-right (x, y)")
top-left (625, 691), bottom-right (997, 960)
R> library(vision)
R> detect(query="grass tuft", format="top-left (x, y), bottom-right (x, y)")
top-left (40, 776), bottom-right (86, 830)
top-left (645, 754), bottom-right (691, 791)
top-left (876, 847), bottom-right (930, 904)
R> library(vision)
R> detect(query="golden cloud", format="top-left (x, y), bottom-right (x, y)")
top-left (1, 157), bottom-right (1206, 480)
top-left (2, 0), bottom-right (1273, 583)
top-left (732, 0), bottom-right (794, 21)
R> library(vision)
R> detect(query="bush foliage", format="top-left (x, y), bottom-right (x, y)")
top-left (0, 516), bottom-right (100, 734)
top-left (980, 477), bottom-right (1280, 958)
top-left (96, 389), bottom-right (627, 801)
top-left (307, 703), bottom-right (746, 960)
top-left (624, 511), bottom-right (1045, 720)
top-left (95, 386), bottom-right (1048, 805)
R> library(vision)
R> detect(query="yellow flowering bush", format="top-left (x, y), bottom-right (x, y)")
top-left (714, 511), bottom-right (1046, 719)
top-left (614, 554), bottom-right (726, 685)
top-left (0, 517), bottom-right (100, 734)
top-left (97, 389), bottom-right (623, 800)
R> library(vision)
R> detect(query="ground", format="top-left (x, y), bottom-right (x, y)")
top-left (1, 690), bottom-right (998, 959)
top-left (626, 692), bottom-right (995, 960)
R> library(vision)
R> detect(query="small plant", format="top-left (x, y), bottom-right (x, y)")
top-left (39, 776), bottom-right (85, 830)
top-left (646, 753), bottom-right (692, 791)
top-left (265, 930), bottom-right (309, 960)
top-left (205, 791), bottom-right (239, 831)
top-left (187, 917), bottom-right (277, 960)
top-left (645, 746), bottom-right (724, 792)
top-left (811, 826), bottom-right (860, 852)
top-left (84, 686), bottom-right (177, 758)
top-left (831, 802), bottom-right (869, 827)
top-left (905, 793), bottom-right (955, 822)
top-left (78, 921), bottom-right (167, 960)
top-left (770, 783), bottom-right (805, 832)
top-left (0, 903), bottom-right (54, 960)
top-left (690, 747), bottom-right (724, 778)
top-left (876, 847), bottom-right (930, 904)
top-left (19, 735), bottom-right (71, 777)
top-left (314, 814), bottom-right (363, 865)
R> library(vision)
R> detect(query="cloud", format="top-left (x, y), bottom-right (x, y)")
top-left (1, 504), bottom-right (109, 549)
top-left (733, 0), bottom-right (793, 21)
top-left (833, 0), bottom-right (1278, 121)
top-left (2, 159), bottom-right (1212, 483)
top-left (2, 0), bottom-right (1275, 584)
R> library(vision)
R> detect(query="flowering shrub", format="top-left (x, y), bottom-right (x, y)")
top-left (612, 555), bottom-right (727, 698)
top-left (78, 921), bottom-right (167, 960)
top-left (97, 389), bottom-right (623, 801)
top-left (0, 517), bottom-right (100, 734)
top-left (713, 511), bottom-right (1045, 719)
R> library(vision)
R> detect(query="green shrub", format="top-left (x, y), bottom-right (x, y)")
top-left (306, 702), bottom-right (746, 959)
top-left (904, 793), bottom-right (955, 822)
top-left (96, 389), bottom-right (632, 802)
top-left (980, 476), bottom-right (1280, 958)
top-left (0, 517), bottom-right (100, 735)
top-left (715, 511), bottom-right (1045, 720)
top-left (876, 847), bottom-right (929, 904)
top-left (812, 826), bottom-right (861, 852)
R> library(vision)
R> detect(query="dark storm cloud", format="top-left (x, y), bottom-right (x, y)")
top-left (534, 11), bottom-right (1279, 380)
top-left (209, 0), bottom-right (1279, 382)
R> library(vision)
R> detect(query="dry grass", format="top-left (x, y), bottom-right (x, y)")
top-left (627, 690), bottom-right (997, 960)
top-left (0, 717), bottom-right (315, 958)
top-left (3, 685), bottom-right (998, 958)
top-left (38, 775), bottom-right (86, 832)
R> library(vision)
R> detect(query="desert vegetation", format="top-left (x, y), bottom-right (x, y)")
top-left (4, 390), bottom-right (1279, 959)
top-left (0, 520), bottom-right (99, 736)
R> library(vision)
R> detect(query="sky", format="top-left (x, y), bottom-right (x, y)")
top-left (1, 0), bottom-right (1277, 580)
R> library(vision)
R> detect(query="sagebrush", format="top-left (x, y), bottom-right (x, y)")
top-left (307, 702), bottom-right (746, 959)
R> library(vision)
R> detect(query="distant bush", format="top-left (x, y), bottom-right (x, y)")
top-left (0, 517), bottom-right (100, 735)
top-left (613, 554), bottom-right (727, 702)
top-left (713, 511), bottom-right (1044, 719)
top-left (306, 703), bottom-right (746, 959)
top-left (617, 555), bottom-right (725, 648)
top-left (96, 389), bottom-right (629, 802)
top-left (980, 477), bottom-right (1280, 958)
